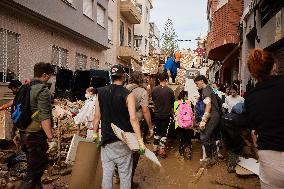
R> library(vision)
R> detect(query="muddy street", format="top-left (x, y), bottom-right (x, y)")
top-left (41, 140), bottom-right (260, 189)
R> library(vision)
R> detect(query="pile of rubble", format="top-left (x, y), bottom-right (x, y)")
top-left (180, 49), bottom-right (193, 70)
top-left (142, 57), bottom-right (160, 75)
top-left (0, 99), bottom-right (87, 188)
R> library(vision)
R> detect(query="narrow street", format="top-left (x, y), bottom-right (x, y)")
top-left (0, 0), bottom-right (283, 188)
top-left (42, 140), bottom-right (260, 189)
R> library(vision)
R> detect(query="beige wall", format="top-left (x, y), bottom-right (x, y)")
top-left (105, 0), bottom-right (119, 67)
top-left (0, 9), bottom-right (106, 81)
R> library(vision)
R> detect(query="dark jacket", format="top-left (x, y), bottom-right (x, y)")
top-left (245, 75), bottom-right (284, 151)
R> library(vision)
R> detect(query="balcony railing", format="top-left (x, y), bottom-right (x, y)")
top-left (118, 46), bottom-right (140, 62)
top-left (120, 0), bottom-right (141, 24)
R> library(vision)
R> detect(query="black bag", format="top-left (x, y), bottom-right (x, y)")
top-left (11, 84), bottom-right (33, 130)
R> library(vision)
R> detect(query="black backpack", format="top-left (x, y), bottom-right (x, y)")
top-left (11, 84), bottom-right (35, 130)
top-left (213, 93), bottom-right (223, 116)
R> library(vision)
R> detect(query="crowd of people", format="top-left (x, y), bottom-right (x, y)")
top-left (1, 48), bottom-right (283, 189)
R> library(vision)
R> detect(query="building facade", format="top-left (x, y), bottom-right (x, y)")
top-left (149, 22), bottom-right (161, 56)
top-left (117, 0), bottom-right (142, 70)
top-left (206, 0), bottom-right (244, 84)
top-left (0, 0), bottom-right (109, 82)
top-left (134, 0), bottom-right (153, 57)
top-left (240, 0), bottom-right (284, 92)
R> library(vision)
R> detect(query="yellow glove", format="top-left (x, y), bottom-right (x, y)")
top-left (199, 121), bottom-right (206, 130)
top-left (93, 131), bottom-right (98, 142)
top-left (138, 139), bottom-right (145, 155)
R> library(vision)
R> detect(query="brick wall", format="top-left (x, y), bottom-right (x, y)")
top-left (0, 8), bottom-right (107, 81)
top-left (207, 0), bottom-right (243, 59)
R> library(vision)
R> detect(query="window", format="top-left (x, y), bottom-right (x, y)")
top-left (146, 7), bottom-right (149, 22)
top-left (83, 0), bottom-right (94, 19)
top-left (128, 28), bottom-right (132, 47)
top-left (0, 29), bottom-right (19, 82)
top-left (75, 53), bottom-right (87, 70)
top-left (90, 57), bottom-right (100, 69)
top-left (120, 21), bottom-right (125, 46)
top-left (51, 46), bottom-right (68, 68)
top-left (97, 4), bottom-right (105, 27)
top-left (260, 0), bottom-right (284, 27)
top-left (136, 3), bottom-right (142, 14)
top-left (108, 18), bottom-right (113, 42)
top-left (145, 39), bottom-right (148, 51)
top-left (135, 39), bottom-right (141, 48)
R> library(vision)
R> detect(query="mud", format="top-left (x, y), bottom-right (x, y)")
top-left (43, 140), bottom-right (260, 189)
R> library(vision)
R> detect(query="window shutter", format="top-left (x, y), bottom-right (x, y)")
top-left (7, 31), bottom-right (19, 80)
top-left (83, 0), bottom-right (93, 19)
top-left (97, 5), bottom-right (105, 27)
top-left (76, 53), bottom-right (87, 70)
top-left (108, 18), bottom-right (113, 41)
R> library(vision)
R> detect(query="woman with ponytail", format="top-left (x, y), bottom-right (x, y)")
top-left (245, 48), bottom-right (284, 189)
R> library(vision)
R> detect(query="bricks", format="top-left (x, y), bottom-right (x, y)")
top-left (207, 0), bottom-right (243, 60)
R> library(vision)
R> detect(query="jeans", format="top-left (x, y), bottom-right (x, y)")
top-left (101, 141), bottom-right (133, 189)
top-left (200, 112), bottom-right (220, 158)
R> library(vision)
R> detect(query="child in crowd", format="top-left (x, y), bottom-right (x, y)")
top-left (174, 90), bottom-right (194, 160)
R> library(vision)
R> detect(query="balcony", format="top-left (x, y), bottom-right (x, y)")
top-left (118, 46), bottom-right (140, 63)
top-left (206, 0), bottom-right (243, 61)
top-left (120, 0), bottom-right (141, 24)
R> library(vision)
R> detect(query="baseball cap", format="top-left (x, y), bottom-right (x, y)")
top-left (110, 64), bottom-right (126, 76)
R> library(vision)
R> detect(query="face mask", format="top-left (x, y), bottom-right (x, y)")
top-left (85, 93), bottom-right (91, 99)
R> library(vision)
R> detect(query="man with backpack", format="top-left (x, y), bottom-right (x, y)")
top-left (13, 62), bottom-right (55, 189)
top-left (92, 64), bottom-right (145, 189)
top-left (194, 75), bottom-right (221, 167)
top-left (152, 72), bottom-right (175, 158)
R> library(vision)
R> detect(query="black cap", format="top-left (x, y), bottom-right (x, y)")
top-left (110, 64), bottom-right (126, 76)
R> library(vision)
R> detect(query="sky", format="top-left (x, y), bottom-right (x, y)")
top-left (150, 0), bottom-right (208, 50)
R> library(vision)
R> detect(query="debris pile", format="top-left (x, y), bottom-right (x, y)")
top-left (142, 57), bottom-right (160, 75)
top-left (180, 49), bottom-right (193, 70)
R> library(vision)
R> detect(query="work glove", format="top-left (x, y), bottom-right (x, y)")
top-left (199, 121), bottom-right (206, 130)
top-left (138, 139), bottom-right (146, 155)
top-left (93, 131), bottom-right (98, 142)
top-left (47, 139), bottom-right (57, 153)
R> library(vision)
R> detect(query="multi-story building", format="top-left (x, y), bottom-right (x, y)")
top-left (117, 0), bottom-right (142, 71)
top-left (149, 22), bottom-right (161, 56)
top-left (0, 0), bottom-right (109, 82)
top-left (134, 0), bottom-right (153, 57)
top-left (206, 0), bottom-right (244, 84)
top-left (240, 0), bottom-right (284, 93)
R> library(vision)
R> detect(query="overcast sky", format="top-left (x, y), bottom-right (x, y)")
top-left (150, 0), bottom-right (208, 50)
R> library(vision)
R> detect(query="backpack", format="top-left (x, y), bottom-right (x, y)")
top-left (11, 84), bottom-right (38, 130)
top-left (213, 93), bottom-right (223, 116)
top-left (177, 100), bottom-right (194, 128)
top-left (195, 98), bottom-right (205, 122)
